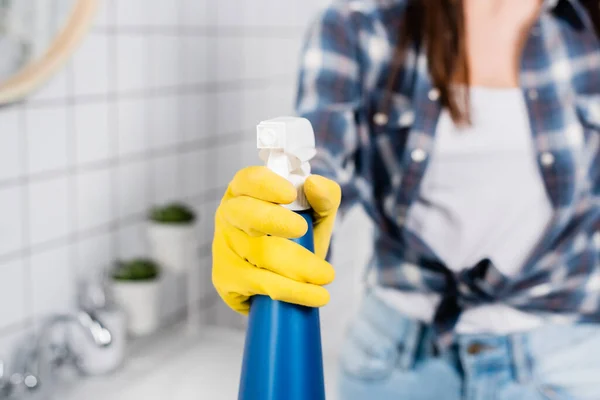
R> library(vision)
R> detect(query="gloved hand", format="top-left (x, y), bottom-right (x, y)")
top-left (212, 166), bottom-right (341, 314)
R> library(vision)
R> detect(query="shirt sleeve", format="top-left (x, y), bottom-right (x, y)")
top-left (295, 4), bottom-right (364, 216)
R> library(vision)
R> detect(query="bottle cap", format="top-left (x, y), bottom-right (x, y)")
top-left (257, 117), bottom-right (316, 211)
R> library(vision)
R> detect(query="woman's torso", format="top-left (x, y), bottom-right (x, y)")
top-left (376, 86), bottom-right (553, 333)
top-left (296, 0), bottom-right (600, 337)
top-left (335, 0), bottom-right (600, 334)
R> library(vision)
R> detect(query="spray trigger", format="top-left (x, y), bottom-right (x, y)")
top-left (257, 117), bottom-right (316, 211)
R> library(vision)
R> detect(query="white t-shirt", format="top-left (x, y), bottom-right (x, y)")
top-left (375, 87), bottom-right (553, 334)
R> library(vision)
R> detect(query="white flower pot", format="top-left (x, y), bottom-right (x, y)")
top-left (147, 222), bottom-right (198, 274)
top-left (112, 280), bottom-right (161, 337)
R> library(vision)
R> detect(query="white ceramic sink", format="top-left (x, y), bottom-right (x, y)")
top-left (57, 325), bottom-right (339, 400)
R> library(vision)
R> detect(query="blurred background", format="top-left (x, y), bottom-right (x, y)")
top-left (0, 0), bottom-right (373, 399)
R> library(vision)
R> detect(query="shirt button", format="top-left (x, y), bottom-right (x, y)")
top-left (466, 343), bottom-right (486, 355)
top-left (373, 112), bottom-right (389, 126)
top-left (566, 124), bottom-right (583, 146)
top-left (399, 111), bottom-right (415, 126)
top-left (541, 152), bottom-right (555, 166)
top-left (528, 89), bottom-right (539, 100)
top-left (553, 61), bottom-right (570, 81)
top-left (591, 105), bottom-right (600, 121)
top-left (428, 88), bottom-right (440, 101)
top-left (593, 231), bottom-right (600, 247)
top-left (540, 386), bottom-right (559, 399)
top-left (411, 148), bottom-right (427, 162)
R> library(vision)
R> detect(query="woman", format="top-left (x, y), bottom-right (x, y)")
top-left (213, 0), bottom-right (600, 398)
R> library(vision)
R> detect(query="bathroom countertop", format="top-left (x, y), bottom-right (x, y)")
top-left (57, 324), bottom-right (339, 400)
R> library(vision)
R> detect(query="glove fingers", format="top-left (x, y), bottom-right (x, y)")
top-left (213, 249), bottom-right (331, 309)
top-left (225, 228), bottom-right (335, 285)
top-left (221, 196), bottom-right (308, 238)
top-left (213, 169), bottom-right (340, 315)
top-left (219, 290), bottom-right (251, 315)
top-left (251, 235), bottom-right (335, 285)
top-left (247, 267), bottom-right (331, 308)
top-left (304, 175), bottom-right (341, 217)
top-left (229, 166), bottom-right (297, 205)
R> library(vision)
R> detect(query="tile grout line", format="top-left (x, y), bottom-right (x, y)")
top-left (90, 25), bottom-right (306, 37)
top-left (0, 130), bottom-right (248, 191)
top-left (0, 186), bottom-right (226, 268)
top-left (211, 0), bottom-right (222, 198)
top-left (145, 18), bottom-right (156, 216)
top-left (0, 318), bottom-right (33, 340)
top-left (174, 0), bottom-right (185, 198)
top-left (22, 76), bottom-right (296, 108)
top-left (19, 103), bottom-right (34, 335)
top-left (107, 0), bottom-right (121, 262)
top-left (65, 53), bottom-right (80, 300)
top-left (0, 2), bottom-right (310, 340)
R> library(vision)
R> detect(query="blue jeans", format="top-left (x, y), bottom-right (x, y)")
top-left (338, 293), bottom-right (600, 400)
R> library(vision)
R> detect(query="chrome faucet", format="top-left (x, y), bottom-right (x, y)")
top-left (1, 310), bottom-right (112, 399)
top-left (0, 359), bottom-right (16, 399)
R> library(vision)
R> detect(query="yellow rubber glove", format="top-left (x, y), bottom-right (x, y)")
top-left (212, 166), bottom-right (341, 314)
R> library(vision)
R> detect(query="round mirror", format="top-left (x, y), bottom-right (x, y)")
top-left (0, 0), bottom-right (98, 104)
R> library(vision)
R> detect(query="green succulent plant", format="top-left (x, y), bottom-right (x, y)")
top-left (112, 258), bottom-right (160, 281)
top-left (149, 202), bottom-right (196, 224)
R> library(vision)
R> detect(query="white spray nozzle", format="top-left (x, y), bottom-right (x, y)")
top-left (257, 117), bottom-right (316, 211)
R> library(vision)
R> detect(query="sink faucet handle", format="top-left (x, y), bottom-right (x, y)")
top-left (0, 359), bottom-right (17, 399)
top-left (76, 310), bottom-right (112, 347)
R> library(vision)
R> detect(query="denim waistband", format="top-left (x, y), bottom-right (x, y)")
top-left (362, 291), bottom-right (535, 382)
top-left (456, 330), bottom-right (533, 385)
top-left (359, 291), bottom-right (424, 370)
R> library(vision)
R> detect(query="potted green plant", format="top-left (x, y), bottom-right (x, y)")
top-left (111, 258), bottom-right (161, 336)
top-left (146, 202), bottom-right (198, 274)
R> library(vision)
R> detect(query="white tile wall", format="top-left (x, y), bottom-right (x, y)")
top-left (198, 200), bottom-right (219, 247)
top-left (116, 222), bottom-right (147, 259)
top-left (146, 0), bottom-right (179, 27)
top-left (151, 154), bottom-right (181, 204)
top-left (28, 177), bottom-right (70, 246)
top-left (117, 160), bottom-right (149, 219)
top-left (180, 93), bottom-right (209, 142)
top-left (74, 103), bottom-right (112, 165)
top-left (72, 34), bottom-right (110, 96)
top-left (149, 36), bottom-right (180, 89)
top-left (26, 108), bottom-right (69, 175)
top-left (0, 326), bottom-right (32, 365)
top-left (216, 37), bottom-right (245, 82)
top-left (115, 0), bottom-right (146, 27)
top-left (179, 0), bottom-right (210, 27)
top-left (0, 0), bottom-right (353, 360)
top-left (94, 0), bottom-right (112, 27)
top-left (217, 0), bottom-right (246, 27)
top-left (30, 67), bottom-right (69, 101)
top-left (216, 89), bottom-right (245, 135)
top-left (148, 96), bottom-right (180, 150)
top-left (116, 36), bottom-right (148, 93)
top-left (30, 245), bottom-right (75, 320)
top-left (0, 259), bottom-right (27, 329)
top-left (181, 149), bottom-right (207, 198)
top-left (217, 142), bottom-right (244, 186)
top-left (180, 37), bottom-right (210, 85)
top-left (76, 231), bottom-right (113, 278)
top-left (0, 186), bottom-right (24, 256)
top-left (0, 109), bottom-right (22, 182)
top-left (116, 98), bottom-right (148, 156)
top-left (75, 169), bottom-right (113, 232)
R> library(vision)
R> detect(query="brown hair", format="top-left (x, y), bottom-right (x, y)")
top-left (386, 0), bottom-right (600, 125)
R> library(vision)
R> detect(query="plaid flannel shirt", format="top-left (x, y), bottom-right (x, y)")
top-left (295, 0), bottom-right (600, 343)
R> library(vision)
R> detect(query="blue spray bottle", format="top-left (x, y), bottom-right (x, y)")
top-left (238, 117), bottom-right (326, 400)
